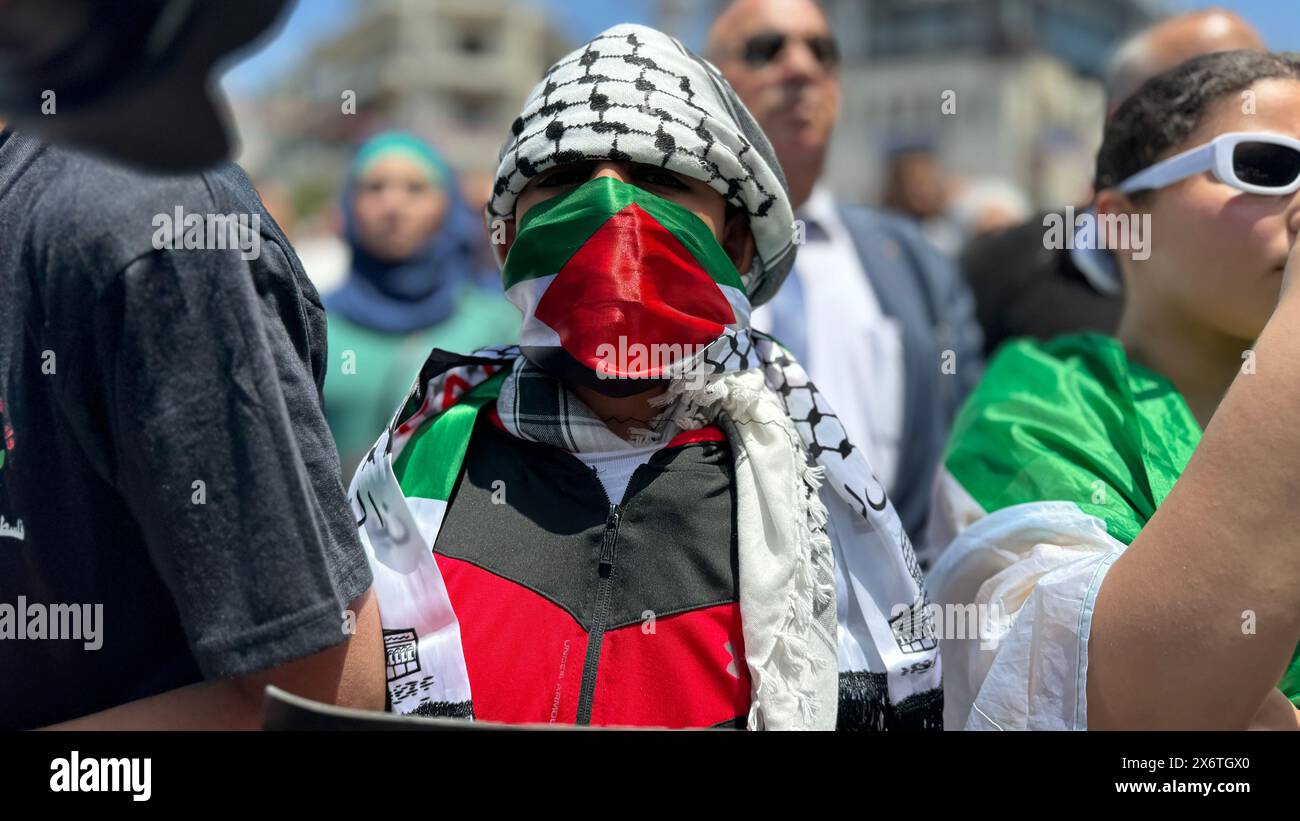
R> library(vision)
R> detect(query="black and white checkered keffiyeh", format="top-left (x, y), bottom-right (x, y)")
top-left (487, 23), bottom-right (796, 308)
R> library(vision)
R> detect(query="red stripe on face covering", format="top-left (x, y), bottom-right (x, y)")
top-left (533, 202), bottom-right (736, 378)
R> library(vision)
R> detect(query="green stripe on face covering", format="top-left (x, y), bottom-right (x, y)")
top-left (502, 176), bottom-right (747, 295)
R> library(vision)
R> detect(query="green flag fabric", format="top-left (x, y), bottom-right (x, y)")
top-left (936, 333), bottom-right (1300, 709)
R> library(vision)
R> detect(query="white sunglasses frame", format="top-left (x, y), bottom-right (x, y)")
top-left (1116, 131), bottom-right (1300, 196)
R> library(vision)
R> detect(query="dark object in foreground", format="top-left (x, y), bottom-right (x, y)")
top-left (0, 0), bottom-right (291, 171)
top-left (261, 687), bottom-right (648, 731)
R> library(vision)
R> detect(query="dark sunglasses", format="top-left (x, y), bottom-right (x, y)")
top-left (740, 30), bottom-right (840, 69)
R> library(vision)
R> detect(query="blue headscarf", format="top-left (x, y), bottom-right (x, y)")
top-left (325, 131), bottom-right (486, 334)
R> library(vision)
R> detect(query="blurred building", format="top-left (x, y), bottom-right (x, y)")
top-left (837, 0), bottom-right (1160, 77)
top-left (235, 0), bottom-right (571, 225)
top-left (238, 0), bottom-right (1168, 221)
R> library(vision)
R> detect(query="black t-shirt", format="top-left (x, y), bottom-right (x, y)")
top-left (0, 131), bottom-right (371, 729)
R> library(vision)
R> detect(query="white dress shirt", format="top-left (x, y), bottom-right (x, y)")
top-left (751, 184), bottom-right (905, 493)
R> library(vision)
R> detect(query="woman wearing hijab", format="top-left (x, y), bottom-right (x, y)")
top-left (324, 132), bottom-right (518, 473)
top-left (345, 25), bottom-right (942, 729)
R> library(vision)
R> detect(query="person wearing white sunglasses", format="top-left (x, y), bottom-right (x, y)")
top-left (1117, 130), bottom-right (1300, 197)
top-left (926, 49), bottom-right (1300, 729)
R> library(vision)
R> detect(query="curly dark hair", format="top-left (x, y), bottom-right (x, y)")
top-left (1094, 50), bottom-right (1300, 194)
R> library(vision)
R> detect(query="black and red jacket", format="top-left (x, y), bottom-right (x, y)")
top-left (432, 410), bottom-right (749, 728)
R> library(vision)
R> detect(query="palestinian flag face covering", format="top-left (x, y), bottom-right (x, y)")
top-left (502, 176), bottom-right (750, 395)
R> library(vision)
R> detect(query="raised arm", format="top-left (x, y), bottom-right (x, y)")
top-left (1088, 254), bottom-right (1300, 729)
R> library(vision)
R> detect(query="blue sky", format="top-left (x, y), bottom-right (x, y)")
top-left (223, 0), bottom-right (1300, 95)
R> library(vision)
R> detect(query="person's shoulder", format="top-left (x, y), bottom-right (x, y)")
top-left (834, 202), bottom-right (922, 244)
top-left (945, 332), bottom-right (1150, 539)
top-left (198, 163), bottom-right (319, 307)
top-left (978, 333), bottom-right (1126, 402)
top-left (32, 145), bottom-right (273, 236)
top-left (33, 143), bottom-right (227, 220)
top-left (952, 332), bottom-right (1130, 466)
top-left (948, 333), bottom-right (1133, 478)
top-left (195, 161), bottom-right (273, 218)
top-left (27, 147), bottom-right (241, 276)
top-left (833, 203), bottom-right (960, 294)
top-left (33, 150), bottom-right (308, 305)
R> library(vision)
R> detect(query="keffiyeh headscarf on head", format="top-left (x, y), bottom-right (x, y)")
top-left (487, 25), bottom-right (795, 306)
top-left (351, 24), bottom-right (941, 730)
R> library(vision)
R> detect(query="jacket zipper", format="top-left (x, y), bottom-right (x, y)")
top-left (576, 502), bottom-right (622, 724)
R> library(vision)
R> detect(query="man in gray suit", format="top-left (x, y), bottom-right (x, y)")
top-left (708, 0), bottom-right (983, 542)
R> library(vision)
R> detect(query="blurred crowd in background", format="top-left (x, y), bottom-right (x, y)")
top-left (235, 0), bottom-right (1109, 291)
top-left (231, 0), bottom-right (1266, 288)
top-left (221, 0), bottom-right (1287, 473)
